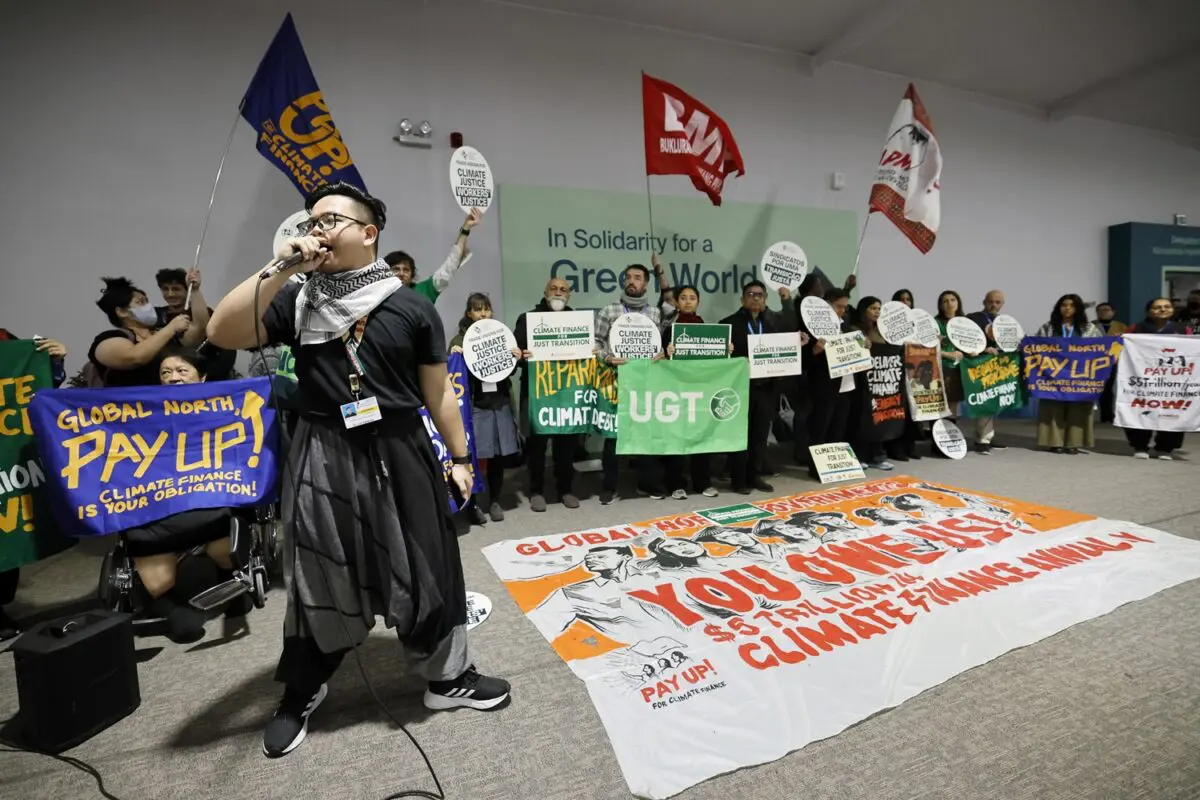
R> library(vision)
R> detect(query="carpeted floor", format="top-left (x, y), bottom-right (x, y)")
top-left (2, 420), bottom-right (1199, 800)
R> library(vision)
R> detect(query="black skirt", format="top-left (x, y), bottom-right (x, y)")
top-left (281, 412), bottom-right (467, 655)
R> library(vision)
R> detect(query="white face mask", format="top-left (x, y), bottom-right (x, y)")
top-left (547, 296), bottom-right (566, 312)
top-left (129, 304), bottom-right (159, 326)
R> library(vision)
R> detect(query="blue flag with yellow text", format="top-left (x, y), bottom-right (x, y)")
top-left (420, 352), bottom-right (484, 512)
top-left (242, 14), bottom-right (367, 196)
top-left (28, 378), bottom-right (280, 537)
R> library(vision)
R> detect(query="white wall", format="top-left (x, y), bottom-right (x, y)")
top-left (3, 0), bottom-right (1198, 368)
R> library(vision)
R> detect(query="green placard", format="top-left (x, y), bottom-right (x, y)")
top-left (0, 341), bottom-right (72, 572)
top-left (961, 352), bottom-right (1026, 418)
top-left (616, 358), bottom-right (749, 455)
top-left (499, 184), bottom-right (857, 328)
top-left (528, 357), bottom-right (618, 438)
top-left (670, 323), bottom-right (731, 361)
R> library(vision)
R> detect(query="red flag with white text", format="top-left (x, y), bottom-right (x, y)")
top-left (869, 84), bottom-right (942, 253)
top-left (642, 73), bottom-right (745, 206)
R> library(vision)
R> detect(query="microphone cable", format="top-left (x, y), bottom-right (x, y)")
top-left (252, 269), bottom-right (446, 800)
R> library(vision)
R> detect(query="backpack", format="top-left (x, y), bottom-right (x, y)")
top-left (81, 330), bottom-right (136, 388)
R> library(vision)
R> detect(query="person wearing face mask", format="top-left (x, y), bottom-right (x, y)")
top-left (513, 277), bottom-right (582, 512)
top-left (720, 280), bottom-right (797, 494)
top-left (596, 263), bottom-right (667, 504)
top-left (450, 293), bottom-right (523, 523)
top-left (1121, 297), bottom-right (1194, 460)
top-left (90, 276), bottom-right (204, 387)
top-left (1035, 293), bottom-right (1102, 454)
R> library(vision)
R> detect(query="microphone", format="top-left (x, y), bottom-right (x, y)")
top-left (259, 248), bottom-right (327, 279)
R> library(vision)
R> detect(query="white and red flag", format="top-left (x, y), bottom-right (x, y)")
top-left (642, 73), bottom-right (745, 206)
top-left (869, 84), bottom-right (942, 253)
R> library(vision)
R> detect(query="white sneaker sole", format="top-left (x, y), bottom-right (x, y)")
top-left (422, 689), bottom-right (509, 711)
top-left (263, 683), bottom-right (328, 758)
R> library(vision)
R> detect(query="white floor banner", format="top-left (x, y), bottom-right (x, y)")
top-left (483, 478), bottom-right (1200, 799)
top-left (1115, 334), bottom-right (1200, 431)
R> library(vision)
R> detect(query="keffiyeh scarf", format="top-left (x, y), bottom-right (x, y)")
top-left (295, 258), bottom-right (401, 346)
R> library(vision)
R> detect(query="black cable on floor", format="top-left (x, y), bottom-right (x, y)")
top-left (0, 745), bottom-right (123, 800)
top-left (254, 273), bottom-right (446, 800)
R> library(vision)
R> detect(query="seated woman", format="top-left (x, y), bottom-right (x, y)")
top-left (124, 348), bottom-right (248, 643)
top-left (90, 276), bottom-right (205, 387)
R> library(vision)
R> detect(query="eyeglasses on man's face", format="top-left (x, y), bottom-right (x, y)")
top-left (296, 212), bottom-right (370, 236)
top-left (745, 291), bottom-right (766, 299)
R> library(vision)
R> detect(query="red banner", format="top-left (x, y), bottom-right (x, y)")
top-left (642, 73), bottom-right (744, 206)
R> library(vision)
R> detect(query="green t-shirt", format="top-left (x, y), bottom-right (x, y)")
top-left (413, 277), bottom-right (440, 303)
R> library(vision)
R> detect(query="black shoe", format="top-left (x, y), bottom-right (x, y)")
top-left (637, 486), bottom-right (666, 500)
top-left (224, 593), bottom-right (253, 620)
top-left (469, 505), bottom-right (489, 525)
top-left (973, 443), bottom-right (992, 455)
top-left (906, 449), bottom-right (923, 460)
top-left (424, 667), bottom-right (511, 711)
top-left (263, 683), bottom-right (328, 758)
top-left (599, 490), bottom-right (616, 505)
top-left (1064, 447), bottom-right (1080, 455)
top-left (152, 596), bottom-right (206, 644)
top-left (732, 485), bottom-right (752, 495)
top-left (750, 478), bottom-right (775, 493)
top-left (0, 608), bottom-right (19, 642)
top-left (889, 452), bottom-right (910, 462)
top-left (1049, 447), bottom-right (1065, 454)
top-left (989, 441), bottom-right (1008, 451)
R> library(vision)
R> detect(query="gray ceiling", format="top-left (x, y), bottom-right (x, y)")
top-left (493, 0), bottom-right (1200, 140)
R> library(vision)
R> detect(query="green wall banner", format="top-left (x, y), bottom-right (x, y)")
top-left (499, 184), bottom-right (857, 327)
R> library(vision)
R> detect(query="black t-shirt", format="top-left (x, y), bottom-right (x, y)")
top-left (263, 282), bottom-right (446, 418)
top-left (88, 330), bottom-right (163, 387)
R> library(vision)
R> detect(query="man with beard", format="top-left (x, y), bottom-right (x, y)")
top-left (207, 182), bottom-right (509, 760)
top-left (595, 263), bottom-right (666, 504)
top-left (514, 277), bottom-right (582, 512)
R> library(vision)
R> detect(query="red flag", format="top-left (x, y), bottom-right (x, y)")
top-left (642, 73), bottom-right (744, 206)
top-left (869, 84), bottom-right (943, 253)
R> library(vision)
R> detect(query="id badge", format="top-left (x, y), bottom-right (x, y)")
top-left (482, 380), bottom-right (499, 393)
top-left (341, 396), bottom-right (383, 429)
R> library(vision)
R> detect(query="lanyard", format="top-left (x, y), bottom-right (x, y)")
top-left (746, 316), bottom-right (763, 336)
top-left (1061, 324), bottom-right (1074, 338)
top-left (342, 316), bottom-right (370, 398)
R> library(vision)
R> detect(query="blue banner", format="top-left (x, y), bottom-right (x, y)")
top-left (1021, 336), bottom-right (1123, 402)
top-left (421, 352), bottom-right (485, 512)
top-left (242, 14), bottom-right (367, 196)
top-left (28, 378), bottom-right (280, 537)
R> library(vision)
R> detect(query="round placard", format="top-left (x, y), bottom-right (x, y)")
top-left (800, 296), bottom-right (842, 339)
top-left (946, 316), bottom-right (988, 356)
top-left (759, 241), bottom-right (808, 292)
top-left (273, 210), bottom-right (309, 257)
top-left (609, 313), bottom-right (662, 359)
top-left (932, 419), bottom-right (968, 460)
top-left (449, 146), bottom-right (494, 212)
top-left (991, 314), bottom-right (1025, 353)
top-left (462, 319), bottom-right (518, 383)
top-left (908, 308), bottom-right (941, 348)
top-left (878, 301), bottom-right (916, 345)
top-left (465, 591), bottom-right (492, 630)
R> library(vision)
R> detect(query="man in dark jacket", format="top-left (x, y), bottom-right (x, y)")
top-left (720, 280), bottom-right (796, 494)
top-left (513, 277), bottom-right (582, 512)
top-left (965, 290), bottom-right (1010, 453)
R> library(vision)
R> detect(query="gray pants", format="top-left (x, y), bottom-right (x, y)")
top-left (275, 624), bottom-right (470, 690)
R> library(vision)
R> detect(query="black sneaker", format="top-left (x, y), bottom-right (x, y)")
top-left (469, 505), bottom-right (489, 525)
top-left (0, 608), bottom-right (20, 642)
top-left (599, 490), bottom-right (616, 505)
top-left (751, 478), bottom-right (774, 493)
top-left (424, 667), bottom-right (510, 711)
top-left (989, 441), bottom-right (1008, 450)
top-left (973, 443), bottom-right (992, 455)
top-left (263, 683), bottom-right (328, 758)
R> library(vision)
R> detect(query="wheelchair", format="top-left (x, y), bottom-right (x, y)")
top-left (98, 504), bottom-right (282, 634)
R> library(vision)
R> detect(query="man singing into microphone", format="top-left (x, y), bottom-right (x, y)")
top-left (208, 182), bottom-right (510, 759)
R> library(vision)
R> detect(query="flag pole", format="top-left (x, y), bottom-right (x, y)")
top-left (190, 102), bottom-right (245, 307)
top-left (645, 174), bottom-right (656, 243)
top-left (850, 211), bottom-right (872, 278)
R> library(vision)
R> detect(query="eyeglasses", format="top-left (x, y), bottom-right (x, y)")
top-left (296, 212), bottom-right (370, 236)
top-left (745, 291), bottom-right (766, 299)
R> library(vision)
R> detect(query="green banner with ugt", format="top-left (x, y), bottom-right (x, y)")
top-left (617, 359), bottom-right (749, 456)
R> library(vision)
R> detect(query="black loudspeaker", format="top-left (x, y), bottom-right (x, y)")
top-left (11, 610), bottom-right (140, 753)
